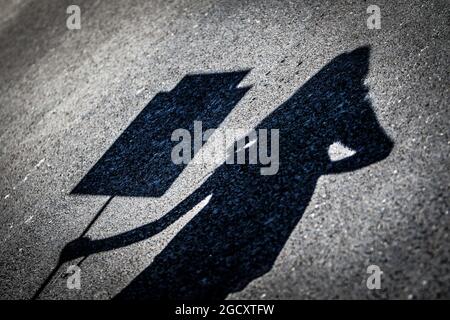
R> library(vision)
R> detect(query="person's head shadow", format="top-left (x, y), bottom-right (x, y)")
top-left (260, 45), bottom-right (393, 175)
top-left (57, 46), bottom-right (393, 300)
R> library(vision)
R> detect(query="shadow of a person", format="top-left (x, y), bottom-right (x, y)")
top-left (60, 46), bottom-right (393, 300)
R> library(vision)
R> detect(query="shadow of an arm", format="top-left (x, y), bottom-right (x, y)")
top-left (59, 184), bottom-right (212, 263)
top-left (327, 107), bottom-right (394, 174)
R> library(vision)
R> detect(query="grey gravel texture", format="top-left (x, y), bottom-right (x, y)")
top-left (0, 0), bottom-right (448, 299)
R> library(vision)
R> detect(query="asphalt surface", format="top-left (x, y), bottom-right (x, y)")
top-left (0, 0), bottom-right (449, 299)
